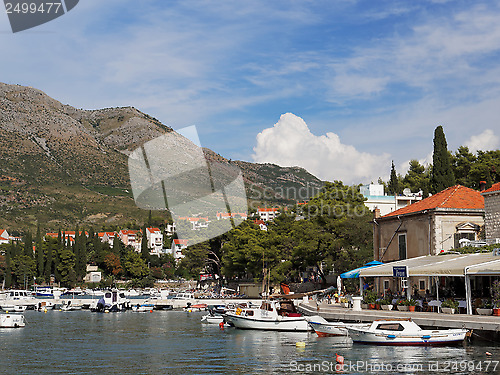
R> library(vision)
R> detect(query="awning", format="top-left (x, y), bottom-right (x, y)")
top-left (358, 254), bottom-right (462, 278)
top-left (466, 258), bottom-right (500, 275)
top-left (358, 253), bottom-right (500, 278)
top-left (341, 261), bottom-right (383, 278)
top-left (410, 253), bottom-right (500, 277)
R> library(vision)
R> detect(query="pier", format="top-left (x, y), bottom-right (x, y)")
top-left (298, 301), bottom-right (500, 340)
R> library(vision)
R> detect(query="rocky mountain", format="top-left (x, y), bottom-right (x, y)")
top-left (0, 83), bottom-right (323, 231)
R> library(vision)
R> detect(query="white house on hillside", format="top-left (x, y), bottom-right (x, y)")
top-left (146, 227), bottom-right (163, 255)
top-left (257, 208), bottom-right (280, 221)
top-left (0, 230), bottom-right (9, 244)
top-left (171, 239), bottom-right (188, 260)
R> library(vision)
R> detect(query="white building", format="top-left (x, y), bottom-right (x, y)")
top-left (360, 184), bottom-right (423, 216)
top-left (98, 232), bottom-right (116, 248)
top-left (84, 265), bottom-right (102, 283)
top-left (178, 217), bottom-right (209, 230)
top-left (171, 239), bottom-right (188, 260)
top-left (146, 227), bottom-right (164, 255)
top-left (257, 208), bottom-right (281, 221)
top-left (165, 223), bottom-right (176, 236)
top-left (119, 230), bottom-right (142, 252)
top-left (0, 230), bottom-right (9, 244)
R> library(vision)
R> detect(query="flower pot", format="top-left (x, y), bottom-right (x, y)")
top-left (442, 307), bottom-right (455, 314)
top-left (476, 308), bottom-right (492, 316)
top-left (493, 308), bottom-right (500, 316)
top-left (381, 305), bottom-right (393, 311)
top-left (341, 302), bottom-right (349, 308)
top-left (408, 305), bottom-right (416, 312)
top-left (368, 303), bottom-right (376, 310)
top-left (397, 305), bottom-right (409, 312)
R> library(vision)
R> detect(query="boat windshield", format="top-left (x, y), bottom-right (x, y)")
top-left (376, 323), bottom-right (405, 331)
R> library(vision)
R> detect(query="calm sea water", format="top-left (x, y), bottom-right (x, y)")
top-left (0, 310), bottom-right (498, 374)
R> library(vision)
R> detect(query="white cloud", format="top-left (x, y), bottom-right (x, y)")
top-left (465, 129), bottom-right (499, 153)
top-left (253, 113), bottom-right (390, 184)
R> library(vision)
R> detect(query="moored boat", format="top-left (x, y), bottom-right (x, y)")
top-left (131, 303), bottom-right (155, 312)
top-left (225, 299), bottom-right (312, 331)
top-left (0, 313), bottom-right (26, 328)
top-left (306, 315), bottom-right (348, 337)
top-left (346, 320), bottom-right (468, 346)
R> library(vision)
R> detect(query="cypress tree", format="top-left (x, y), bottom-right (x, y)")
top-left (5, 244), bottom-right (12, 288)
top-left (35, 222), bottom-right (44, 279)
top-left (430, 125), bottom-right (455, 194)
top-left (141, 225), bottom-right (149, 261)
top-left (44, 240), bottom-right (54, 283)
top-left (387, 161), bottom-right (400, 195)
top-left (23, 231), bottom-right (33, 258)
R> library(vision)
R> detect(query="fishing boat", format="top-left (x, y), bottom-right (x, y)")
top-left (346, 320), bottom-right (468, 346)
top-left (0, 313), bottom-right (26, 328)
top-left (224, 299), bottom-right (312, 331)
top-left (306, 315), bottom-right (348, 337)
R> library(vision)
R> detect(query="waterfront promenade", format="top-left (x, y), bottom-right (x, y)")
top-left (298, 301), bottom-right (500, 340)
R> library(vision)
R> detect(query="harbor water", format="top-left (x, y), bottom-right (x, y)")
top-left (0, 310), bottom-right (499, 374)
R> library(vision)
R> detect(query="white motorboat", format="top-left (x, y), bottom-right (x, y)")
top-left (201, 312), bottom-right (224, 324)
top-left (131, 303), bottom-right (155, 312)
top-left (60, 300), bottom-right (83, 311)
top-left (90, 289), bottom-right (130, 312)
top-left (0, 289), bottom-right (37, 310)
top-left (0, 313), bottom-right (26, 328)
top-left (224, 299), bottom-right (312, 331)
top-left (306, 315), bottom-right (348, 337)
top-left (346, 320), bottom-right (468, 346)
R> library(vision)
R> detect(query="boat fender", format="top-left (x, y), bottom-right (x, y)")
top-left (335, 353), bottom-right (344, 364)
top-left (387, 334), bottom-right (396, 339)
top-left (235, 308), bottom-right (242, 315)
top-left (219, 321), bottom-right (224, 330)
top-left (296, 342), bottom-right (306, 348)
top-left (421, 335), bottom-right (431, 340)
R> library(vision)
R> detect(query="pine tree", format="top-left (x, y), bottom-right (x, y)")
top-left (387, 161), bottom-right (400, 195)
top-left (430, 125), bottom-right (455, 194)
top-left (4, 244), bottom-right (12, 288)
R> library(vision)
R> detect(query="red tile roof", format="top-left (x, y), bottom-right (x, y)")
top-left (383, 185), bottom-right (484, 218)
top-left (173, 239), bottom-right (188, 245)
top-left (482, 182), bottom-right (500, 194)
top-left (257, 208), bottom-right (280, 212)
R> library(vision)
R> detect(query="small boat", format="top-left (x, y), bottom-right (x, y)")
top-left (225, 299), bottom-right (312, 331)
top-left (346, 320), bottom-right (468, 346)
top-left (0, 314), bottom-right (26, 328)
top-left (201, 312), bottom-right (224, 324)
top-left (185, 303), bottom-right (207, 312)
top-left (131, 303), bottom-right (155, 312)
top-left (1, 305), bottom-right (27, 312)
top-left (306, 315), bottom-right (348, 337)
top-left (60, 300), bottom-right (83, 311)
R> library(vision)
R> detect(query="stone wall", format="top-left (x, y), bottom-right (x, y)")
top-left (484, 192), bottom-right (500, 241)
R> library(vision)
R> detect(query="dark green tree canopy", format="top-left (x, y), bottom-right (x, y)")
top-left (430, 125), bottom-right (455, 193)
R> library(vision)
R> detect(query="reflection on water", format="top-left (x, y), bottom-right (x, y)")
top-left (0, 310), bottom-right (498, 374)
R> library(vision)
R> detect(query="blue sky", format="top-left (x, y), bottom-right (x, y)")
top-left (1, 0), bottom-right (500, 184)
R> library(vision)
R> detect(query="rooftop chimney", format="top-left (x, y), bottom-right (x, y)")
top-left (479, 181), bottom-right (487, 191)
top-left (374, 208), bottom-right (381, 219)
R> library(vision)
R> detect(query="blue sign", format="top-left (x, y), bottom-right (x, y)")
top-left (393, 266), bottom-right (408, 278)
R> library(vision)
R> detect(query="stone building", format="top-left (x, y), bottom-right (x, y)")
top-left (482, 182), bottom-right (500, 243)
top-left (373, 185), bottom-right (484, 263)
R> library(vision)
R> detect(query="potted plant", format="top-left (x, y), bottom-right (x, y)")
top-left (407, 299), bottom-right (418, 312)
top-left (363, 290), bottom-right (377, 309)
top-left (441, 299), bottom-right (459, 314)
top-left (379, 298), bottom-right (393, 311)
top-left (396, 299), bottom-right (409, 312)
top-left (492, 280), bottom-right (500, 316)
top-left (476, 300), bottom-right (492, 316)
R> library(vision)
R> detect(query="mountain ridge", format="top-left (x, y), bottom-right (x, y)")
top-left (0, 82), bottom-right (323, 231)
